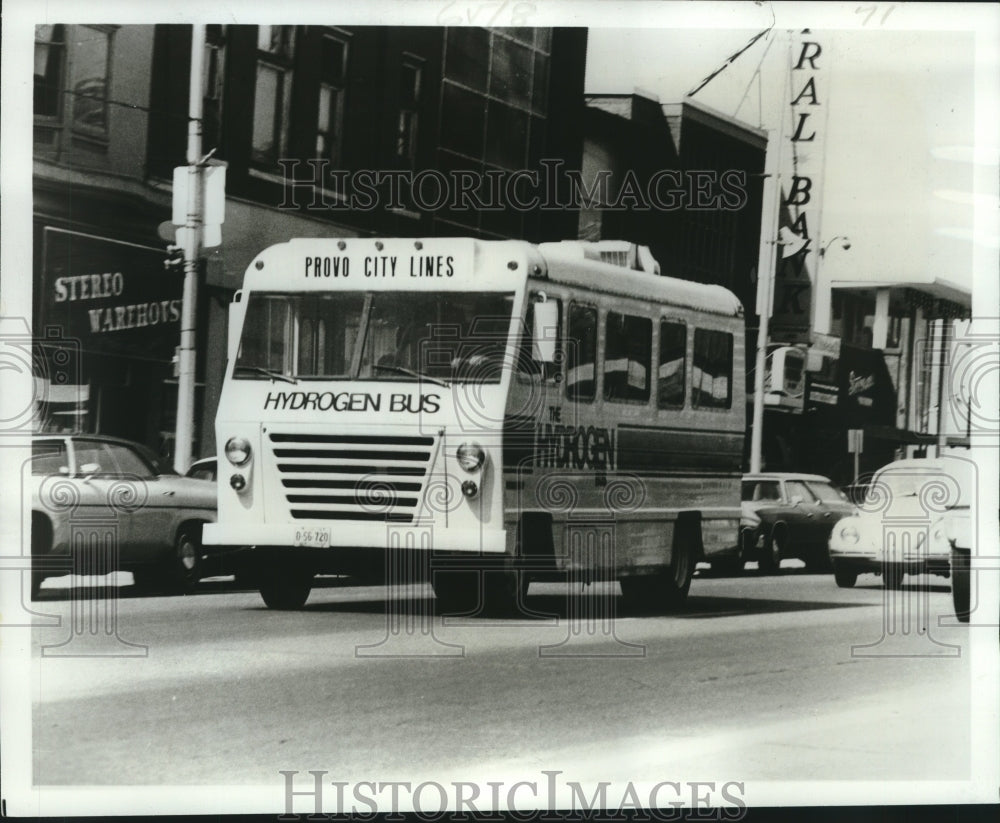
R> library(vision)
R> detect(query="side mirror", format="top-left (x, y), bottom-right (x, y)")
top-left (79, 462), bottom-right (101, 481)
top-left (532, 297), bottom-right (558, 364)
top-left (790, 494), bottom-right (804, 506)
top-left (227, 290), bottom-right (246, 364)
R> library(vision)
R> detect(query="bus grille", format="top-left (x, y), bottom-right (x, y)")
top-left (268, 432), bottom-right (435, 523)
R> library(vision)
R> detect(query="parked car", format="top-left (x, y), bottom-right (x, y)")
top-left (827, 456), bottom-right (972, 590)
top-left (30, 434), bottom-right (217, 596)
top-left (706, 503), bottom-right (764, 574)
top-left (742, 473), bottom-right (856, 573)
top-left (185, 456), bottom-right (217, 482)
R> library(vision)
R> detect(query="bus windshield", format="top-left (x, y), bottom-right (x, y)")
top-left (234, 290), bottom-right (516, 384)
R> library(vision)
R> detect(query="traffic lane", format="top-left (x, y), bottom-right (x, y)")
top-left (32, 575), bottom-right (970, 785)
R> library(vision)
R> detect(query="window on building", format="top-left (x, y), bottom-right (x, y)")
top-left (489, 35), bottom-right (533, 105)
top-left (658, 321), bottom-right (686, 408)
top-left (252, 25), bottom-right (295, 165)
top-left (396, 56), bottom-right (423, 167)
top-left (202, 25), bottom-right (226, 151)
top-left (604, 312), bottom-right (652, 403)
top-left (316, 31), bottom-right (349, 165)
top-left (440, 82), bottom-right (485, 159)
top-left (34, 24), bottom-right (66, 119)
top-left (69, 26), bottom-right (112, 139)
top-left (692, 328), bottom-right (733, 409)
top-left (565, 304), bottom-right (597, 402)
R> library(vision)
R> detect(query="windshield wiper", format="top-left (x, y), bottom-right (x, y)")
top-left (233, 365), bottom-right (298, 385)
top-left (372, 363), bottom-right (450, 388)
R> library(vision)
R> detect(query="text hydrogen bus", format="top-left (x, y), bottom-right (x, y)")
top-left (202, 237), bottom-right (746, 612)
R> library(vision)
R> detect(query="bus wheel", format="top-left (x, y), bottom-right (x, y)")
top-left (951, 546), bottom-right (970, 623)
top-left (620, 538), bottom-right (695, 614)
top-left (260, 568), bottom-right (313, 610)
top-left (432, 570), bottom-right (480, 614)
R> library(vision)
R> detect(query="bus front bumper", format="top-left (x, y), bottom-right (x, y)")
top-left (202, 522), bottom-right (507, 554)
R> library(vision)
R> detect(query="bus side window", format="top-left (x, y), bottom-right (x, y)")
top-left (692, 328), bottom-right (733, 409)
top-left (517, 296), bottom-right (562, 383)
top-left (565, 303), bottom-right (597, 402)
top-left (658, 320), bottom-right (686, 408)
top-left (604, 312), bottom-right (652, 403)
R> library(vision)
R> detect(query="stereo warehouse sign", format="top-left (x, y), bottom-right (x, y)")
top-left (40, 227), bottom-right (183, 360)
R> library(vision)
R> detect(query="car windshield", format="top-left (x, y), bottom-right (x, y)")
top-left (805, 481), bottom-right (849, 503)
top-left (234, 291), bottom-right (516, 384)
top-left (867, 462), bottom-right (971, 508)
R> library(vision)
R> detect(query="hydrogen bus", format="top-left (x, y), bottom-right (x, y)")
top-left (202, 237), bottom-right (746, 613)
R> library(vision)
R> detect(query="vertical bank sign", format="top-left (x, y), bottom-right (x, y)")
top-left (771, 30), bottom-right (827, 343)
top-left (41, 227), bottom-right (182, 360)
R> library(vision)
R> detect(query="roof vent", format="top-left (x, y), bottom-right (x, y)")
top-left (539, 240), bottom-right (662, 275)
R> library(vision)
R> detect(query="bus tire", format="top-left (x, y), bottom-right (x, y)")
top-left (260, 568), bottom-right (313, 610)
top-left (620, 525), bottom-right (696, 614)
top-left (951, 546), bottom-right (970, 623)
top-left (432, 570), bottom-right (480, 614)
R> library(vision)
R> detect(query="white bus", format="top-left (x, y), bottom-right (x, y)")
top-left (202, 237), bottom-right (746, 612)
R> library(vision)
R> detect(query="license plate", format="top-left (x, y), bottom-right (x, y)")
top-left (293, 527), bottom-right (332, 548)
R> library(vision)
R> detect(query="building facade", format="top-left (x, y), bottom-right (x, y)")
top-left (32, 24), bottom-right (588, 460)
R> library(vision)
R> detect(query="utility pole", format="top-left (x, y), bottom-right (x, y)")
top-left (173, 24), bottom-right (206, 474)
top-left (749, 128), bottom-right (781, 474)
top-left (749, 32), bottom-right (791, 474)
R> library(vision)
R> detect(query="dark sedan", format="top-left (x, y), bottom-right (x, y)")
top-left (741, 473), bottom-right (856, 573)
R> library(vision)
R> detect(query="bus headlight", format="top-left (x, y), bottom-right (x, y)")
top-left (456, 442), bottom-right (485, 472)
top-left (461, 480), bottom-right (479, 499)
top-left (225, 437), bottom-right (252, 466)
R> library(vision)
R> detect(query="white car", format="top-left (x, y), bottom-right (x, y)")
top-left (828, 456), bottom-right (972, 590)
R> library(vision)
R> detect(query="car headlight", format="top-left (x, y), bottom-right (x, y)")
top-left (456, 442), bottom-right (485, 472)
top-left (225, 436), bottom-right (252, 466)
top-left (839, 524), bottom-right (860, 545)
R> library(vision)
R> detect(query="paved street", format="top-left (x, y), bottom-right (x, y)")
top-left (25, 564), bottom-right (976, 806)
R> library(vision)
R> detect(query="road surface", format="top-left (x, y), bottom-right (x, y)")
top-left (23, 566), bottom-right (979, 811)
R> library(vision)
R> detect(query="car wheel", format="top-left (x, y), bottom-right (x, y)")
top-left (833, 563), bottom-right (857, 588)
top-left (169, 526), bottom-right (204, 592)
top-left (882, 563), bottom-right (904, 590)
top-left (259, 568), bottom-right (313, 610)
top-left (760, 529), bottom-right (783, 575)
top-left (951, 546), bottom-right (970, 623)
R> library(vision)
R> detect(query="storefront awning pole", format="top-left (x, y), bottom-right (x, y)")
top-left (174, 24), bottom-right (206, 474)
